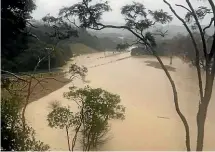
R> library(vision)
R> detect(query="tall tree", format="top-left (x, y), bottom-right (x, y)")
top-left (163, 0), bottom-right (215, 151)
top-left (1, 0), bottom-right (36, 71)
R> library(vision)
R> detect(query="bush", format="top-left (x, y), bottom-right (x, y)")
top-left (64, 86), bottom-right (125, 151)
top-left (1, 95), bottom-right (50, 151)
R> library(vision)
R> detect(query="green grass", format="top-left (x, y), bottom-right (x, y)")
top-left (69, 43), bottom-right (98, 55)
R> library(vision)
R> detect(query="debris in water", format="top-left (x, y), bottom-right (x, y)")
top-left (157, 116), bottom-right (170, 119)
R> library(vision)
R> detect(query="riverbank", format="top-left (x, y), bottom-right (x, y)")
top-left (30, 52), bottom-right (129, 101)
top-left (2, 72), bottom-right (71, 103)
top-left (27, 73), bottom-right (71, 102)
top-left (14, 51), bottom-right (121, 102)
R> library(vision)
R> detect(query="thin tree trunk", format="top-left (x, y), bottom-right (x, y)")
top-left (86, 130), bottom-right (92, 151)
top-left (22, 78), bottom-right (32, 130)
top-left (48, 52), bottom-right (51, 72)
top-left (71, 123), bottom-right (82, 151)
top-left (170, 55), bottom-right (173, 65)
top-left (196, 102), bottom-right (208, 151)
top-left (196, 67), bottom-right (214, 151)
top-left (86, 120), bottom-right (94, 151)
top-left (149, 46), bottom-right (191, 151)
top-left (66, 126), bottom-right (71, 151)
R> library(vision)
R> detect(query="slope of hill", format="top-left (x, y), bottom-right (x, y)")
top-left (69, 43), bottom-right (98, 55)
top-left (30, 22), bottom-right (118, 51)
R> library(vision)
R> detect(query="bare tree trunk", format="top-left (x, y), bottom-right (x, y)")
top-left (196, 67), bottom-right (214, 151)
top-left (48, 52), bottom-right (51, 72)
top-left (66, 126), bottom-right (71, 151)
top-left (196, 102), bottom-right (208, 151)
top-left (170, 55), bottom-right (173, 65)
top-left (86, 130), bottom-right (92, 151)
top-left (149, 46), bottom-right (191, 151)
top-left (22, 78), bottom-right (32, 130)
top-left (81, 107), bottom-right (86, 151)
top-left (71, 123), bottom-right (82, 151)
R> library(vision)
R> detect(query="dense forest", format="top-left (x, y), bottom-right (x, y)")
top-left (2, 19), bottom-right (118, 72)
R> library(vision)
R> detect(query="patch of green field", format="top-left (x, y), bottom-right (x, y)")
top-left (69, 43), bottom-right (98, 55)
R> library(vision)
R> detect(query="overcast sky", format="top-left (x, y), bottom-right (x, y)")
top-left (32, 0), bottom-right (212, 25)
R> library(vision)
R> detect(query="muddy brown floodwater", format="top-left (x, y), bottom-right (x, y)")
top-left (25, 52), bottom-right (215, 151)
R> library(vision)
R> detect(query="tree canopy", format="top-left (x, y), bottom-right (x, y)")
top-left (1, 0), bottom-right (36, 69)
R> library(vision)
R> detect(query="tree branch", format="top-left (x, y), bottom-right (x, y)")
top-left (26, 20), bottom-right (38, 28)
top-left (208, 33), bottom-right (215, 61)
top-left (27, 33), bottom-right (40, 41)
top-left (129, 38), bottom-right (142, 46)
top-left (33, 48), bottom-right (54, 72)
top-left (208, 0), bottom-right (215, 26)
top-left (207, 1), bottom-right (215, 59)
top-left (1, 70), bottom-right (29, 82)
top-left (175, 4), bottom-right (192, 13)
top-left (147, 44), bottom-right (191, 151)
top-left (65, 16), bottom-right (80, 28)
top-left (96, 22), bottom-right (144, 41)
top-left (152, 29), bottom-right (168, 37)
top-left (163, 0), bottom-right (204, 102)
top-left (38, 77), bottom-right (70, 83)
top-left (203, 17), bottom-right (214, 34)
top-left (29, 78), bottom-right (50, 95)
top-left (185, 0), bottom-right (207, 59)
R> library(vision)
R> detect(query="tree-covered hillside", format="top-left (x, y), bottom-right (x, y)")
top-left (2, 20), bottom-right (118, 72)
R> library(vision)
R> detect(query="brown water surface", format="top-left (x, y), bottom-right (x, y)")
top-left (25, 52), bottom-right (215, 151)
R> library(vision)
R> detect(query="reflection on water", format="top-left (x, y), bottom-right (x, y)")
top-left (25, 52), bottom-right (215, 151)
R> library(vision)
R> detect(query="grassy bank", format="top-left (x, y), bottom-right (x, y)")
top-left (2, 72), bottom-right (71, 103)
top-left (27, 73), bottom-right (71, 102)
top-left (70, 43), bottom-right (98, 56)
top-left (2, 43), bottom-right (101, 102)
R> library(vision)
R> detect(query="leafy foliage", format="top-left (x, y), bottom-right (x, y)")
top-left (57, 0), bottom-right (172, 53)
top-left (2, 19), bottom-right (118, 72)
top-left (148, 9), bottom-right (173, 24)
top-left (121, 2), bottom-right (147, 19)
top-left (63, 86), bottom-right (125, 150)
top-left (1, 0), bottom-right (36, 71)
top-left (68, 64), bottom-right (88, 81)
top-left (121, 3), bottom-right (172, 30)
top-left (47, 106), bottom-right (74, 129)
top-left (58, 0), bottom-right (111, 28)
top-left (42, 14), bottom-right (78, 40)
top-left (185, 6), bottom-right (211, 23)
top-left (65, 86), bottom-right (125, 121)
top-left (184, 5), bottom-right (212, 30)
top-left (48, 100), bottom-right (61, 110)
top-left (145, 32), bottom-right (156, 47)
top-left (1, 95), bottom-right (50, 151)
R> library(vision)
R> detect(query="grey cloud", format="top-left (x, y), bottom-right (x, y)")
top-left (32, 0), bottom-right (212, 25)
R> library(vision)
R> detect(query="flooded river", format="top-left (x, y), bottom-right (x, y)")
top-left (25, 52), bottom-right (215, 150)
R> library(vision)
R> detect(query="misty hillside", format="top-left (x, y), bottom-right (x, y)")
top-left (89, 24), bottom-right (214, 40)
top-left (30, 21), bottom-right (118, 51)
top-left (30, 20), bottom-right (214, 47)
